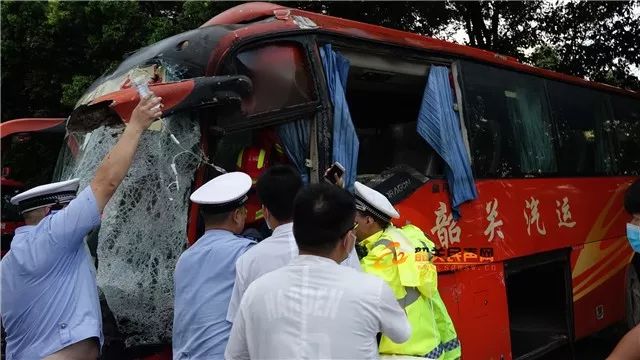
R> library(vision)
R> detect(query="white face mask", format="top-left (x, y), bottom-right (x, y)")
top-left (341, 231), bottom-right (356, 263)
top-left (263, 207), bottom-right (273, 230)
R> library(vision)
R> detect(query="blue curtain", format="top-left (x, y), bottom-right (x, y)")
top-left (277, 119), bottom-right (310, 184)
top-left (320, 44), bottom-right (359, 190)
top-left (417, 66), bottom-right (477, 217)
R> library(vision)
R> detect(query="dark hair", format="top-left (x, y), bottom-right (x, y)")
top-left (625, 179), bottom-right (640, 215)
top-left (200, 205), bottom-right (233, 225)
top-left (293, 184), bottom-right (356, 255)
top-left (256, 165), bottom-right (302, 222)
top-left (359, 210), bottom-right (391, 229)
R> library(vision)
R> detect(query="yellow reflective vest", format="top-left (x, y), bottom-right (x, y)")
top-left (359, 225), bottom-right (461, 359)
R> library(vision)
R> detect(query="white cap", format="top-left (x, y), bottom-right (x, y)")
top-left (190, 172), bottom-right (252, 212)
top-left (10, 178), bottom-right (80, 214)
top-left (354, 181), bottom-right (400, 223)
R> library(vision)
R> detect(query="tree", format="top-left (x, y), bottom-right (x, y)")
top-left (291, 1), bottom-right (454, 36)
top-left (292, 1), bottom-right (639, 88)
top-left (531, 0), bottom-right (640, 89)
top-left (449, 1), bottom-right (543, 58)
top-left (0, 1), bottom-right (236, 121)
top-left (1, 1), bottom-right (638, 121)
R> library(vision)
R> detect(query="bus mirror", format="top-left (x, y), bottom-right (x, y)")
top-left (67, 75), bottom-right (253, 132)
top-left (161, 75), bottom-right (252, 118)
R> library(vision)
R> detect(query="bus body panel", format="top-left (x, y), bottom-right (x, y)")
top-left (393, 177), bottom-right (635, 259)
top-left (1, 118), bottom-right (67, 257)
top-left (39, 2), bottom-right (637, 357)
top-left (571, 240), bottom-right (632, 339)
top-left (204, 2), bottom-right (638, 100)
top-left (394, 176), bottom-right (635, 346)
top-left (453, 263), bottom-right (512, 359)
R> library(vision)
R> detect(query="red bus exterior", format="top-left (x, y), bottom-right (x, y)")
top-left (196, 4), bottom-right (639, 357)
top-left (4, 3), bottom-right (638, 359)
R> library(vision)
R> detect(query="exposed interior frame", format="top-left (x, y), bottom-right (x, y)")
top-left (315, 34), bottom-right (469, 180)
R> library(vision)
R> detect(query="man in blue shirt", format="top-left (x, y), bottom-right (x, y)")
top-left (173, 172), bottom-right (255, 360)
top-left (1, 95), bottom-right (162, 360)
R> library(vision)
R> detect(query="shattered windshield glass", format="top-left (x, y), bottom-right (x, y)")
top-left (53, 113), bottom-right (200, 346)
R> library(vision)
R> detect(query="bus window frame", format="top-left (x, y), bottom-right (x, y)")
top-left (546, 80), bottom-right (623, 177)
top-left (216, 35), bottom-right (323, 132)
top-left (457, 59), bottom-right (640, 179)
top-left (458, 60), bottom-right (561, 179)
top-left (313, 34), bottom-right (463, 180)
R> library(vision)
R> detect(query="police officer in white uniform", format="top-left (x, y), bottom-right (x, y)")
top-left (225, 183), bottom-right (411, 360)
top-left (1, 95), bottom-right (162, 360)
top-left (173, 172), bottom-right (255, 360)
top-left (226, 165), bottom-right (361, 323)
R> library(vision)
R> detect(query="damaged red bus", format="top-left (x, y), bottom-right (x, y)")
top-left (2, 2), bottom-right (639, 359)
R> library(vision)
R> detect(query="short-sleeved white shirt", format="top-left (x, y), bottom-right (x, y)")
top-left (225, 255), bottom-right (411, 360)
top-left (227, 223), bottom-right (361, 323)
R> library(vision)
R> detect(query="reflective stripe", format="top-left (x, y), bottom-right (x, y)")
top-left (255, 208), bottom-right (264, 220)
top-left (236, 148), bottom-right (244, 168)
top-left (257, 149), bottom-right (267, 169)
top-left (399, 287), bottom-right (420, 309)
top-left (424, 343), bottom-right (444, 359)
top-left (373, 238), bottom-right (421, 309)
top-left (423, 338), bottom-right (460, 359)
top-left (373, 238), bottom-right (392, 248)
top-left (442, 338), bottom-right (460, 352)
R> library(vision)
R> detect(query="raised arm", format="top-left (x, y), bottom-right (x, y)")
top-left (90, 96), bottom-right (162, 212)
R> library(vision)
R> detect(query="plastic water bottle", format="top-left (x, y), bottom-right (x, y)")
top-left (132, 76), bottom-right (164, 114)
top-left (132, 76), bottom-right (152, 98)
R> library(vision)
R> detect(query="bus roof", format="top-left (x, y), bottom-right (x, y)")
top-left (203, 2), bottom-right (639, 99)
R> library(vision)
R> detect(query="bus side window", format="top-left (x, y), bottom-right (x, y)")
top-left (332, 50), bottom-right (444, 183)
top-left (461, 61), bottom-right (558, 177)
top-left (610, 96), bottom-right (640, 175)
top-left (547, 82), bottom-right (617, 175)
top-left (234, 43), bottom-right (316, 115)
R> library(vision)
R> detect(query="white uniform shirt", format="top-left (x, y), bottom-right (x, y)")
top-left (225, 255), bottom-right (411, 360)
top-left (227, 223), bottom-right (361, 322)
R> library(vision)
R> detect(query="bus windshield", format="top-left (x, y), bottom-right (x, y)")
top-left (53, 112), bottom-right (201, 345)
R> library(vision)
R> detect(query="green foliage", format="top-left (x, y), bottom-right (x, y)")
top-left (1, 1), bottom-right (638, 121)
top-left (0, 1), bottom-right (236, 120)
top-left (533, 1), bottom-right (640, 89)
top-left (61, 74), bottom-right (94, 108)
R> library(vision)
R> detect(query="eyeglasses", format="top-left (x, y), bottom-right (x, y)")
top-left (341, 222), bottom-right (358, 237)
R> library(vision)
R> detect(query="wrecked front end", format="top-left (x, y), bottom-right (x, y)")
top-left (57, 25), bottom-right (249, 348)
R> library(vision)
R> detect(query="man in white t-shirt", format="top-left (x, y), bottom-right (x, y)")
top-left (227, 165), bottom-right (360, 323)
top-left (225, 183), bottom-right (411, 360)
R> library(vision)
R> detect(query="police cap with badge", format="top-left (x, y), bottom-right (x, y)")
top-left (10, 179), bottom-right (80, 214)
top-left (354, 181), bottom-right (400, 224)
top-left (190, 172), bottom-right (252, 213)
